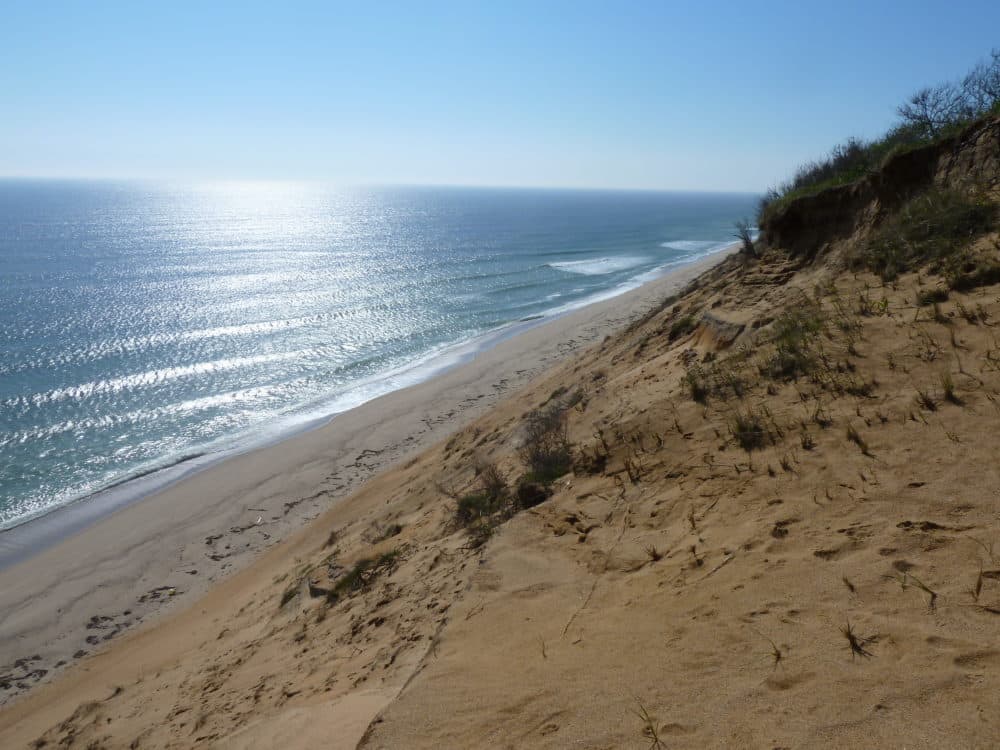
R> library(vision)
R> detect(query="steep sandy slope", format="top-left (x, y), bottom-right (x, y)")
top-left (361, 253), bottom-right (1000, 748)
top-left (6, 239), bottom-right (1000, 748)
top-left (4, 118), bottom-right (1000, 749)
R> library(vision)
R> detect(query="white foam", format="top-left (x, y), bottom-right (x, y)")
top-left (549, 256), bottom-right (649, 276)
top-left (662, 233), bottom-right (758, 254)
top-left (0, 242), bottom-right (740, 539)
top-left (660, 239), bottom-right (726, 252)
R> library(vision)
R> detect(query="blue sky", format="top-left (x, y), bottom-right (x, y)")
top-left (2, 1), bottom-right (998, 191)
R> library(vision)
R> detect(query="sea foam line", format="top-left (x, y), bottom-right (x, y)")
top-left (548, 256), bottom-right (649, 275)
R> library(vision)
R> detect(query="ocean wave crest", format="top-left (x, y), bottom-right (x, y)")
top-left (548, 256), bottom-right (649, 276)
top-left (660, 240), bottom-right (727, 252)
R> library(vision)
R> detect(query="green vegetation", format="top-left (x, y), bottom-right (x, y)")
top-left (946, 239), bottom-right (1000, 292)
top-left (682, 365), bottom-right (710, 403)
top-left (942, 372), bottom-right (962, 405)
top-left (760, 50), bottom-right (1000, 221)
top-left (762, 302), bottom-right (825, 380)
top-left (730, 405), bottom-right (778, 453)
top-left (852, 188), bottom-right (997, 282)
top-left (733, 218), bottom-right (757, 258)
top-left (682, 357), bottom-right (749, 405)
top-left (453, 458), bottom-right (556, 547)
top-left (326, 550), bottom-right (399, 603)
top-left (632, 701), bottom-right (666, 749)
top-left (455, 492), bottom-right (501, 524)
top-left (456, 462), bottom-right (509, 525)
top-left (915, 387), bottom-right (938, 412)
top-left (667, 314), bottom-right (697, 342)
top-left (915, 286), bottom-right (950, 307)
top-left (450, 401), bottom-right (576, 547)
top-left (759, 132), bottom-right (918, 218)
top-left (841, 620), bottom-right (877, 659)
top-left (518, 402), bottom-right (573, 483)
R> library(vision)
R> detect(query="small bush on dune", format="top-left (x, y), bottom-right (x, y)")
top-left (730, 405), bottom-right (777, 453)
top-left (682, 360), bottom-right (747, 404)
top-left (326, 550), bottom-right (399, 604)
top-left (519, 403), bottom-right (573, 483)
top-left (476, 461), bottom-right (509, 502)
top-left (514, 478), bottom-right (552, 510)
top-left (574, 440), bottom-right (608, 475)
top-left (946, 242), bottom-right (1000, 292)
top-left (455, 461), bottom-right (510, 524)
top-left (682, 365), bottom-right (709, 403)
top-left (941, 372), bottom-right (962, 405)
top-left (762, 303), bottom-right (825, 380)
top-left (915, 286), bottom-right (949, 306)
top-left (450, 404), bottom-right (574, 547)
top-left (668, 314), bottom-right (697, 342)
top-left (845, 422), bottom-right (871, 456)
top-left (452, 454), bottom-right (555, 547)
top-left (455, 492), bottom-right (500, 524)
top-left (734, 219), bottom-right (757, 258)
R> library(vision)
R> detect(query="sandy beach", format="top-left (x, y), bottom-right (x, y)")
top-left (0, 247), bottom-right (732, 709)
top-left (2, 9), bottom-right (998, 740)
top-left (2, 146), bottom-right (1000, 745)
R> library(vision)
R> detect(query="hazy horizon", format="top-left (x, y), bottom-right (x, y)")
top-left (3, 1), bottom-right (1000, 192)
top-left (0, 176), bottom-right (762, 195)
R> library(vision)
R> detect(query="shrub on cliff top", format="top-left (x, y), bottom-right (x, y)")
top-left (759, 49), bottom-right (1000, 222)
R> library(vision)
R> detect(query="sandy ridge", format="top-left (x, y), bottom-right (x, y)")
top-left (0, 249), bottom-right (730, 710)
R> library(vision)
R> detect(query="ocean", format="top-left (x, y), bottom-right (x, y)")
top-left (0, 181), bottom-right (757, 529)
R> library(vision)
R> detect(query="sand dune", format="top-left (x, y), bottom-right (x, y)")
top-left (5, 232), bottom-right (1000, 746)
top-left (3, 118), bottom-right (1000, 746)
top-left (0, 253), bottom-right (728, 747)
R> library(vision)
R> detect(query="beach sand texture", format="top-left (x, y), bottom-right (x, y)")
top-left (6, 108), bottom-right (1000, 745)
top-left (3, 219), bottom-right (1000, 747)
top-left (0, 252), bottom-right (728, 710)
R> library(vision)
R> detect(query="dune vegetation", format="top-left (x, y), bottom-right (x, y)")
top-left (759, 49), bottom-right (1000, 220)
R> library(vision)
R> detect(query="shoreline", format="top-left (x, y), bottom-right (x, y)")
top-left (0, 245), bottom-right (734, 705)
top-left (0, 243), bottom-right (733, 563)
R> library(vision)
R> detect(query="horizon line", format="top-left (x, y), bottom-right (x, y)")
top-left (0, 176), bottom-right (763, 195)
